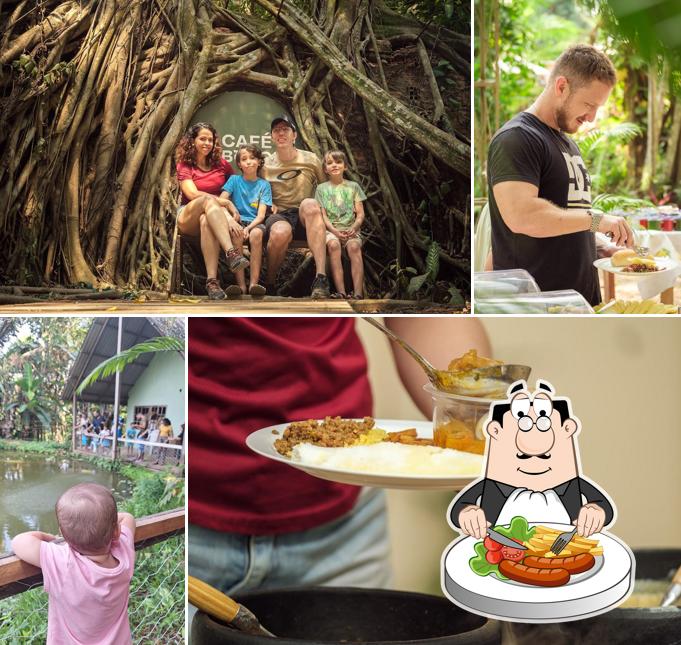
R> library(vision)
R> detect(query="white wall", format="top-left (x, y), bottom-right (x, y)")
top-left (126, 351), bottom-right (185, 431)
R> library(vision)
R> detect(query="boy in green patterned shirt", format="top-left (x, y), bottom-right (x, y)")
top-left (315, 151), bottom-right (366, 298)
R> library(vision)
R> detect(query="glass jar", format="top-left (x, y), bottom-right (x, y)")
top-left (425, 384), bottom-right (507, 455)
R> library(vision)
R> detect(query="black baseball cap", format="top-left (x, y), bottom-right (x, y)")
top-left (270, 115), bottom-right (297, 132)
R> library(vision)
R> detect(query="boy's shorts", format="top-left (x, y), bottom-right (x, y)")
top-left (255, 208), bottom-right (307, 244)
top-left (326, 230), bottom-right (362, 247)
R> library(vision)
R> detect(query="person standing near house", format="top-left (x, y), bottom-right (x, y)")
top-left (488, 45), bottom-right (634, 305)
top-left (260, 116), bottom-right (330, 298)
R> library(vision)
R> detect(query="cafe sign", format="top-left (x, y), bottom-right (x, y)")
top-left (192, 91), bottom-right (297, 163)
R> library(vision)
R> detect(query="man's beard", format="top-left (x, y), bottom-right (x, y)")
top-left (555, 103), bottom-right (578, 133)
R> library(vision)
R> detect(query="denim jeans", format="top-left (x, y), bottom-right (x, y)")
top-left (188, 488), bottom-right (392, 633)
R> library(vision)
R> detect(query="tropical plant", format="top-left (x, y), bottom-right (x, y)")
top-left (4, 363), bottom-right (52, 438)
top-left (76, 337), bottom-right (184, 394)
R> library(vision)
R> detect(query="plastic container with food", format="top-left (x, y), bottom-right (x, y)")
top-left (474, 269), bottom-right (540, 300)
top-left (425, 384), bottom-right (507, 456)
top-left (474, 289), bottom-right (594, 315)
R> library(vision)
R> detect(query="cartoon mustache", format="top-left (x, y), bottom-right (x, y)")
top-left (516, 452), bottom-right (551, 460)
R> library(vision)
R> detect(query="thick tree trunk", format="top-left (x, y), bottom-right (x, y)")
top-left (0, 0), bottom-right (468, 300)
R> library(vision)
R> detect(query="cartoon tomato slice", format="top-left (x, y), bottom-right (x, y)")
top-left (485, 549), bottom-right (504, 564)
top-left (501, 546), bottom-right (524, 562)
top-left (483, 536), bottom-right (502, 552)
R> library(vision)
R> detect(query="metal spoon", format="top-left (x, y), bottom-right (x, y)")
top-left (364, 317), bottom-right (530, 397)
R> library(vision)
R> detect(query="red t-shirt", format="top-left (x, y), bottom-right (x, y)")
top-left (176, 157), bottom-right (234, 205)
top-left (188, 318), bottom-right (372, 535)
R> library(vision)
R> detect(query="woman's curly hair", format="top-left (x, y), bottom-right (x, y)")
top-left (175, 122), bottom-right (223, 167)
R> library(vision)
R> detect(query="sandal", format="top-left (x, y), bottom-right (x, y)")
top-left (249, 283), bottom-right (267, 297)
top-left (350, 293), bottom-right (363, 300)
top-left (225, 284), bottom-right (244, 299)
top-left (331, 292), bottom-right (348, 299)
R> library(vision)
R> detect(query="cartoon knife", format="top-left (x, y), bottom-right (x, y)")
top-left (487, 528), bottom-right (528, 550)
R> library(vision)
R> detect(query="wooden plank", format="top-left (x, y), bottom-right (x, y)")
top-left (0, 509), bottom-right (184, 600)
top-left (0, 297), bottom-right (466, 314)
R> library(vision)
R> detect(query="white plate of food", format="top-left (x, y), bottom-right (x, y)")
top-left (245, 417), bottom-right (484, 490)
top-left (442, 518), bottom-right (634, 622)
top-left (594, 254), bottom-right (677, 276)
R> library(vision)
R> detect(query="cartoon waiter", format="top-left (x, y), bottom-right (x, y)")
top-left (450, 379), bottom-right (614, 540)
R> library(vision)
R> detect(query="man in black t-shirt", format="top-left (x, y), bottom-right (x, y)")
top-left (488, 45), bottom-right (634, 305)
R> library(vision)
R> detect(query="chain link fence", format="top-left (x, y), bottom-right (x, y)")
top-left (0, 534), bottom-right (184, 644)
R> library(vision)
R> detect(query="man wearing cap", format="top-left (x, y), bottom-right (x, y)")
top-left (256, 115), bottom-right (330, 298)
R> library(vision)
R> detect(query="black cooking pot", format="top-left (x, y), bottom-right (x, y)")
top-left (504, 548), bottom-right (681, 645)
top-left (191, 587), bottom-right (501, 644)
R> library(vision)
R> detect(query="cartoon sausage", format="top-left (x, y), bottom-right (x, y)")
top-left (523, 553), bottom-right (595, 575)
top-left (498, 560), bottom-right (570, 587)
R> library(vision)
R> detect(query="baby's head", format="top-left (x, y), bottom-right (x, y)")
top-left (323, 150), bottom-right (347, 177)
top-left (55, 483), bottom-right (118, 555)
top-left (235, 144), bottom-right (265, 174)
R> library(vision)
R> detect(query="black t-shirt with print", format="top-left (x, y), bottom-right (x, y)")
top-left (488, 112), bottom-right (600, 305)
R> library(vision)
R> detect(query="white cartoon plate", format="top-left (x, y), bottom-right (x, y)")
top-left (442, 522), bottom-right (634, 622)
top-left (246, 419), bottom-right (480, 491)
top-left (593, 256), bottom-right (677, 276)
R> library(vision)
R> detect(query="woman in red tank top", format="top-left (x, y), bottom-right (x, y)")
top-left (175, 122), bottom-right (249, 299)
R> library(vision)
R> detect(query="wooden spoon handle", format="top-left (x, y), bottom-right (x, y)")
top-left (188, 575), bottom-right (240, 624)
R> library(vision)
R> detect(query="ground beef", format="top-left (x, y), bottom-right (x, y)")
top-left (622, 264), bottom-right (659, 273)
top-left (274, 416), bottom-right (376, 456)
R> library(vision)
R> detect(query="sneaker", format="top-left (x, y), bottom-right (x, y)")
top-left (226, 248), bottom-right (250, 273)
top-left (225, 284), bottom-right (243, 299)
top-left (249, 283), bottom-right (267, 297)
top-left (310, 273), bottom-right (330, 299)
top-left (206, 278), bottom-right (226, 300)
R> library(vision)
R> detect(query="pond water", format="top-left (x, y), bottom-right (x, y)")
top-left (0, 450), bottom-right (134, 555)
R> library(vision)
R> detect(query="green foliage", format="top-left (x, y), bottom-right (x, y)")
top-left (407, 242), bottom-right (441, 296)
top-left (77, 337), bottom-right (183, 394)
top-left (122, 471), bottom-right (185, 517)
top-left (5, 363), bottom-right (53, 432)
top-left (577, 121), bottom-right (643, 194)
top-left (591, 193), bottom-right (653, 212)
top-left (0, 439), bottom-right (68, 453)
top-left (0, 318), bottom-right (89, 436)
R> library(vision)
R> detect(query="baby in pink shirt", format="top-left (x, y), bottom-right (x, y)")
top-left (12, 482), bottom-right (136, 645)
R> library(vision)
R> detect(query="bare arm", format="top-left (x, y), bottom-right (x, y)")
top-left (245, 201), bottom-right (268, 234)
top-left (493, 181), bottom-right (633, 246)
top-left (385, 318), bottom-right (492, 417)
top-left (180, 180), bottom-right (232, 210)
top-left (218, 190), bottom-right (240, 220)
top-left (320, 206), bottom-right (340, 236)
top-left (12, 531), bottom-right (58, 567)
top-left (118, 512), bottom-right (136, 540)
top-left (350, 200), bottom-right (365, 233)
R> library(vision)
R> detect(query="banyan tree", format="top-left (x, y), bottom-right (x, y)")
top-left (0, 0), bottom-right (470, 301)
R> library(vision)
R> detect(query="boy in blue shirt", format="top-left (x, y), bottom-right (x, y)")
top-left (221, 145), bottom-right (272, 296)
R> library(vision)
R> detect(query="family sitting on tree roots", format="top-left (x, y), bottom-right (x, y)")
top-left (175, 116), bottom-right (366, 300)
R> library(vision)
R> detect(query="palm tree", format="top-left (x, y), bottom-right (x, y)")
top-left (76, 337), bottom-right (184, 393)
top-left (5, 363), bottom-right (52, 439)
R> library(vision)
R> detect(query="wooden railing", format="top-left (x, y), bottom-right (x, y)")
top-left (0, 509), bottom-right (184, 601)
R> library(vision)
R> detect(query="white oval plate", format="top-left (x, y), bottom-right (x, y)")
top-left (594, 256), bottom-right (677, 276)
top-left (442, 522), bottom-right (634, 622)
top-left (245, 419), bottom-right (481, 491)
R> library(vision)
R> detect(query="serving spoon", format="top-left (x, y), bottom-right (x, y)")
top-left (364, 317), bottom-right (530, 397)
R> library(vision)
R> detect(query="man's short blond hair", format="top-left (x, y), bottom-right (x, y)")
top-left (550, 45), bottom-right (616, 88)
top-left (55, 483), bottom-right (118, 554)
